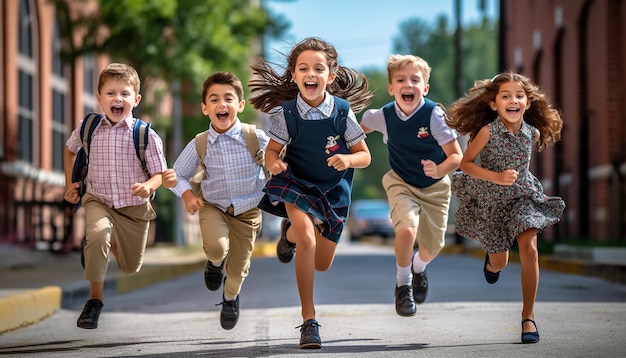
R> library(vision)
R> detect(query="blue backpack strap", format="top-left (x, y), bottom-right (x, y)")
top-left (80, 113), bottom-right (103, 160)
top-left (133, 118), bottom-right (151, 180)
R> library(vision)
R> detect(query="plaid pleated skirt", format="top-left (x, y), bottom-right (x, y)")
top-left (258, 171), bottom-right (348, 243)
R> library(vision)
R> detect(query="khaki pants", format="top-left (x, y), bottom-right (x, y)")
top-left (82, 193), bottom-right (156, 282)
top-left (199, 204), bottom-right (261, 298)
top-left (382, 170), bottom-right (451, 256)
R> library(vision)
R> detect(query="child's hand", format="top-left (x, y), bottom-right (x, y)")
top-left (269, 159), bottom-right (288, 175)
top-left (498, 169), bottom-right (518, 185)
top-left (421, 159), bottom-right (440, 179)
top-left (64, 183), bottom-right (81, 204)
top-left (327, 154), bottom-right (350, 171)
top-left (162, 169), bottom-right (178, 189)
top-left (183, 195), bottom-right (204, 215)
top-left (131, 183), bottom-right (154, 198)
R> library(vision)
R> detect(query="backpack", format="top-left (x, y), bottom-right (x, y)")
top-left (71, 113), bottom-right (151, 199)
top-left (190, 123), bottom-right (269, 197)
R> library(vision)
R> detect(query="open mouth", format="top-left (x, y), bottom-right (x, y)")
top-left (304, 81), bottom-right (318, 91)
top-left (401, 93), bottom-right (414, 102)
top-left (216, 111), bottom-right (229, 120)
top-left (111, 106), bottom-right (124, 116)
top-left (506, 108), bottom-right (520, 113)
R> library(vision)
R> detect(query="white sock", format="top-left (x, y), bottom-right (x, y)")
top-left (212, 259), bottom-right (224, 268)
top-left (412, 252), bottom-right (429, 274)
top-left (224, 294), bottom-right (236, 301)
top-left (396, 263), bottom-right (412, 286)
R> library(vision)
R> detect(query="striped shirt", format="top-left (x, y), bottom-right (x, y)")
top-left (268, 92), bottom-right (366, 147)
top-left (361, 98), bottom-right (458, 145)
top-left (170, 120), bottom-right (270, 216)
top-left (66, 116), bottom-right (168, 208)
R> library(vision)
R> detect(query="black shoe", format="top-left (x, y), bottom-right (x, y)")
top-left (483, 253), bottom-right (500, 284)
top-left (276, 219), bottom-right (295, 263)
top-left (521, 319), bottom-right (540, 343)
top-left (204, 261), bottom-right (224, 291)
top-left (298, 319), bottom-right (322, 349)
top-left (412, 270), bottom-right (429, 304)
top-left (217, 295), bottom-right (239, 330)
top-left (77, 298), bottom-right (104, 329)
top-left (394, 285), bottom-right (416, 317)
top-left (80, 237), bottom-right (86, 269)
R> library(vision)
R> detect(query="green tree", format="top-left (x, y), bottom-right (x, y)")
top-left (54, 0), bottom-right (285, 126)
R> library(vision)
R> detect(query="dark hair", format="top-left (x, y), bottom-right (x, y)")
top-left (248, 37), bottom-right (372, 113)
top-left (202, 71), bottom-right (244, 103)
top-left (446, 72), bottom-right (563, 151)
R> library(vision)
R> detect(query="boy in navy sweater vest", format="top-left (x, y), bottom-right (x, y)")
top-left (360, 55), bottom-right (462, 317)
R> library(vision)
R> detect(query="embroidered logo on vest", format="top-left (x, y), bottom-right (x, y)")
top-left (417, 127), bottom-right (430, 138)
top-left (325, 135), bottom-right (341, 154)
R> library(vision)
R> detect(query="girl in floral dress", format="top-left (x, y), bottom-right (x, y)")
top-left (446, 72), bottom-right (565, 344)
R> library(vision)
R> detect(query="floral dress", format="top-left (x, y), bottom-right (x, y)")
top-left (451, 119), bottom-right (565, 253)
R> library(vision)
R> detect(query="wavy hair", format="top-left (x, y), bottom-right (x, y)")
top-left (248, 37), bottom-right (372, 114)
top-left (446, 72), bottom-right (563, 151)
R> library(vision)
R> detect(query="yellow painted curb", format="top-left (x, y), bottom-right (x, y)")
top-left (0, 286), bottom-right (61, 334)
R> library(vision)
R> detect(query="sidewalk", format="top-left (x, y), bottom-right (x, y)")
top-left (1, 237), bottom-right (625, 334)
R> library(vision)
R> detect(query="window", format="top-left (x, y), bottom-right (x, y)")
top-left (82, 54), bottom-right (98, 116)
top-left (51, 19), bottom-right (67, 171)
top-left (17, 0), bottom-right (37, 164)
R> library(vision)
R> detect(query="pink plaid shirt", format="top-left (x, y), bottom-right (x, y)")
top-left (66, 116), bottom-right (168, 208)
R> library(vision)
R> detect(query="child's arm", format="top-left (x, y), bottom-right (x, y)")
top-left (460, 125), bottom-right (518, 185)
top-left (422, 139), bottom-right (462, 179)
top-left (327, 140), bottom-right (371, 171)
top-left (132, 174), bottom-right (163, 198)
top-left (63, 147), bottom-right (81, 204)
top-left (265, 139), bottom-right (288, 175)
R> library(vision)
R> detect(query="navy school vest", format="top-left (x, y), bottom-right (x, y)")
top-left (282, 97), bottom-right (354, 207)
top-left (383, 98), bottom-right (447, 188)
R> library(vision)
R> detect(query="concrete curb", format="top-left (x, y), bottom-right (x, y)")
top-left (0, 286), bottom-right (61, 334)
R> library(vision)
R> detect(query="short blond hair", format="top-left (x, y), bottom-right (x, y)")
top-left (387, 54), bottom-right (432, 84)
top-left (97, 63), bottom-right (141, 95)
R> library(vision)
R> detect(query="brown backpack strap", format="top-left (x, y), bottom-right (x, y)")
top-left (194, 130), bottom-right (209, 171)
top-left (241, 123), bottom-right (270, 180)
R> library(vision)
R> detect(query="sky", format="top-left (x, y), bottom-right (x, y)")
top-left (264, 0), bottom-right (499, 71)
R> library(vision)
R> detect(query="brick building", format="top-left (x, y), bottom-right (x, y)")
top-left (501, 0), bottom-right (625, 241)
top-left (1, 0), bottom-right (110, 251)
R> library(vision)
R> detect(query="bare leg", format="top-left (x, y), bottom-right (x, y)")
top-left (89, 281), bottom-right (104, 301)
top-left (285, 204), bottom-right (318, 321)
top-left (394, 227), bottom-right (417, 267)
top-left (517, 228), bottom-right (539, 332)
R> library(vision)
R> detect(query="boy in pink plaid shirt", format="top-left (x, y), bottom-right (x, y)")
top-left (64, 63), bottom-right (177, 329)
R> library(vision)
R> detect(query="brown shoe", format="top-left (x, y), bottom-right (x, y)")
top-left (298, 319), bottom-right (322, 349)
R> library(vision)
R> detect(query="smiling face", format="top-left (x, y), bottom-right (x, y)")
top-left (490, 80), bottom-right (529, 132)
top-left (387, 65), bottom-right (430, 116)
top-left (97, 79), bottom-right (141, 123)
top-left (291, 50), bottom-right (337, 108)
top-left (201, 83), bottom-right (245, 133)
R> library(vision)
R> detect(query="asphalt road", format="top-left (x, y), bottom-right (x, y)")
top-left (2, 243), bottom-right (625, 357)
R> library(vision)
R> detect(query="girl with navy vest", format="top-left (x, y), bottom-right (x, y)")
top-left (447, 72), bottom-right (564, 343)
top-left (249, 37), bottom-right (372, 349)
top-left (360, 55), bottom-right (462, 317)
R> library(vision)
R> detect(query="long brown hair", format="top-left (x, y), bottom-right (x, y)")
top-left (249, 37), bottom-right (372, 114)
top-left (446, 72), bottom-right (563, 151)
